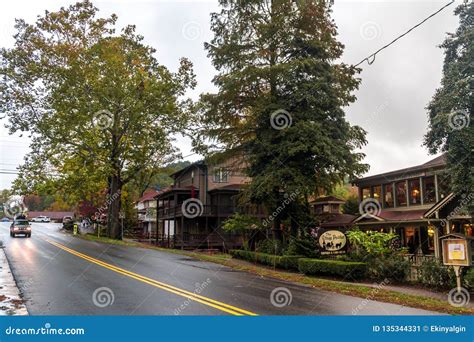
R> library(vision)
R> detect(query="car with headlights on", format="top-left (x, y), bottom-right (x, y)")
top-left (10, 219), bottom-right (32, 237)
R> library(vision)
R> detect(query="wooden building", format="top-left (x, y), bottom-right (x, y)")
top-left (155, 157), bottom-right (265, 250)
top-left (352, 154), bottom-right (473, 262)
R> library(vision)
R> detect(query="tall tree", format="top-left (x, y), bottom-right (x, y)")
top-left (424, 2), bottom-right (473, 215)
top-left (195, 0), bottom-right (368, 237)
top-left (0, 1), bottom-right (196, 238)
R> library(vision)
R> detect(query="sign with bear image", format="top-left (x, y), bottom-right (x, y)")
top-left (318, 230), bottom-right (347, 255)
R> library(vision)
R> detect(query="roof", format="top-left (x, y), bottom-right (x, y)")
top-left (311, 196), bottom-right (345, 204)
top-left (27, 211), bottom-right (74, 220)
top-left (353, 209), bottom-right (427, 224)
top-left (353, 154), bottom-right (446, 185)
top-left (170, 160), bottom-right (204, 178)
top-left (320, 214), bottom-right (357, 228)
top-left (138, 189), bottom-right (160, 203)
top-left (154, 185), bottom-right (198, 198)
top-left (208, 184), bottom-right (243, 192)
top-left (423, 193), bottom-right (456, 218)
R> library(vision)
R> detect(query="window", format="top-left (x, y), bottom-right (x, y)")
top-left (422, 176), bottom-right (436, 204)
top-left (213, 168), bottom-right (229, 183)
top-left (437, 174), bottom-right (449, 199)
top-left (396, 181), bottom-right (407, 206)
top-left (383, 183), bottom-right (394, 208)
top-left (361, 187), bottom-right (370, 200)
top-left (409, 179), bottom-right (421, 205)
top-left (373, 185), bottom-right (382, 202)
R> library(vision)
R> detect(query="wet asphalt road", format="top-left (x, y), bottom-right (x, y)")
top-left (0, 222), bottom-right (440, 315)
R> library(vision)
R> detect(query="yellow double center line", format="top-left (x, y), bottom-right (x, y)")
top-left (45, 238), bottom-right (257, 316)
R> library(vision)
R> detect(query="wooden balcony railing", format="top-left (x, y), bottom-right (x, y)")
top-left (157, 204), bottom-right (265, 219)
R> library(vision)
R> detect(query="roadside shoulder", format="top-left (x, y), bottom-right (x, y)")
top-left (0, 243), bottom-right (28, 316)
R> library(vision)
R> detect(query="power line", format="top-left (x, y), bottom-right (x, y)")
top-left (354, 0), bottom-right (455, 67)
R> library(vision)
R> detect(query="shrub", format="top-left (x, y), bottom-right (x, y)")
top-left (366, 254), bottom-right (411, 282)
top-left (298, 258), bottom-right (367, 280)
top-left (285, 237), bottom-right (319, 258)
top-left (256, 239), bottom-right (284, 256)
top-left (346, 229), bottom-right (398, 256)
top-left (417, 258), bottom-right (456, 289)
top-left (463, 267), bottom-right (474, 289)
top-left (229, 250), bottom-right (302, 270)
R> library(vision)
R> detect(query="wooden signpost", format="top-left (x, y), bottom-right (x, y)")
top-left (440, 233), bottom-right (473, 293)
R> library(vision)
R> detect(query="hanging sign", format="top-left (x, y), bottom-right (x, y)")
top-left (318, 230), bottom-right (347, 255)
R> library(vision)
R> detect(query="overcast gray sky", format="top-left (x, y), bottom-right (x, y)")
top-left (0, 0), bottom-right (461, 189)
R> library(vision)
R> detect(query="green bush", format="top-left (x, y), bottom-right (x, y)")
top-left (285, 237), bottom-right (320, 258)
top-left (463, 267), bottom-right (474, 289)
top-left (366, 254), bottom-right (411, 282)
top-left (298, 258), bottom-right (367, 280)
top-left (256, 239), bottom-right (284, 256)
top-left (229, 250), bottom-right (302, 270)
top-left (417, 258), bottom-right (456, 289)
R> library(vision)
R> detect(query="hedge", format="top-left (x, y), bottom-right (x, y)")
top-left (298, 258), bottom-right (367, 280)
top-left (229, 250), bottom-right (302, 270)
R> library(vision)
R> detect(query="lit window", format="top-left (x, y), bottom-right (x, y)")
top-left (373, 185), bottom-right (381, 201)
top-left (409, 179), bottom-right (421, 205)
top-left (383, 184), bottom-right (394, 208)
top-left (396, 181), bottom-right (407, 206)
top-left (361, 187), bottom-right (370, 200)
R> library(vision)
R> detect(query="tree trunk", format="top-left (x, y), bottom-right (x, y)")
top-left (107, 173), bottom-right (122, 240)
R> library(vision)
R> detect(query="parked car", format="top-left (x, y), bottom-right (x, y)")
top-left (1, 217), bottom-right (10, 222)
top-left (62, 216), bottom-right (73, 223)
top-left (31, 216), bottom-right (51, 222)
top-left (10, 219), bottom-right (32, 237)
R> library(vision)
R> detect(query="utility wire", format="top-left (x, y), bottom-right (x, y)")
top-left (354, 0), bottom-right (455, 67)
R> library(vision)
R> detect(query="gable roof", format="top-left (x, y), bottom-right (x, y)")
top-left (423, 193), bottom-right (456, 218)
top-left (353, 154), bottom-right (446, 186)
top-left (138, 189), bottom-right (160, 203)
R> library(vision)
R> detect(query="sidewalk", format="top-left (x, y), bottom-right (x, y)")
top-left (359, 281), bottom-right (474, 310)
top-left (0, 241), bottom-right (28, 315)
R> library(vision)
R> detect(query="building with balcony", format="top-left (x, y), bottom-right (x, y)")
top-left (155, 157), bottom-right (266, 250)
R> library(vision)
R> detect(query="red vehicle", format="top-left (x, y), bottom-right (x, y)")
top-left (10, 218), bottom-right (32, 237)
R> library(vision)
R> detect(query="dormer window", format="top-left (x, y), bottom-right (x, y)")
top-left (213, 168), bottom-right (229, 183)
